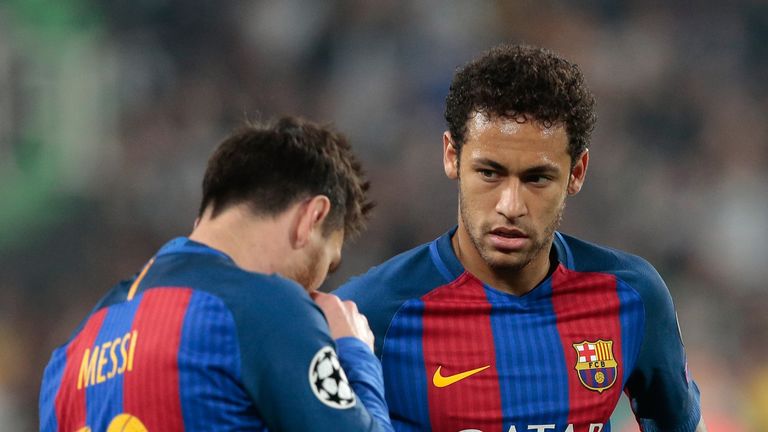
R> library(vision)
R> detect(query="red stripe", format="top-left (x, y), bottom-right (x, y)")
top-left (551, 265), bottom-right (624, 427)
top-left (421, 273), bottom-right (503, 432)
top-left (54, 308), bottom-right (108, 431)
top-left (123, 288), bottom-right (192, 431)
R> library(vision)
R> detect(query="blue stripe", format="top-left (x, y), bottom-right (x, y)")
top-left (381, 299), bottom-right (430, 431)
top-left (434, 226), bottom-right (465, 278)
top-left (39, 347), bottom-right (67, 431)
top-left (85, 294), bottom-right (142, 430)
top-left (428, 241), bottom-right (453, 283)
top-left (178, 291), bottom-right (259, 430)
top-left (485, 282), bottom-right (569, 428)
top-left (554, 231), bottom-right (574, 269)
top-left (616, 279), bottom-right (645, 388)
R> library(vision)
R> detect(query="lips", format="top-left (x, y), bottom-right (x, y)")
top-left (490, 227), bottom-right (526, 238)
top-left (488, 227), bottom-right (529, 251)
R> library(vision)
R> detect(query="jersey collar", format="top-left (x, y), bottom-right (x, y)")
top-left (155, 237), bottom-right (233, 261)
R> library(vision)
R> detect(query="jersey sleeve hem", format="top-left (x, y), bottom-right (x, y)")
top-left (636, 382), bottom-right (702, 432)
top-left (336, 337), bottom-right (393, 432)
top-left (638, 405), bottom-right (700, 432)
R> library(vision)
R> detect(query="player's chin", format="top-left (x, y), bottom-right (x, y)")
top-left (483, 250), bottom-right (530, 272)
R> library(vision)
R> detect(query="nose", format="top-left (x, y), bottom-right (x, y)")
top-left (495, 180), bottom-right (527, 220)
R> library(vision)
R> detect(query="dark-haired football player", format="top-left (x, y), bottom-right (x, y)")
top-left (40, 117), bottom-right (393, 431)
top-left (337, 44), bottom-right (706, 432)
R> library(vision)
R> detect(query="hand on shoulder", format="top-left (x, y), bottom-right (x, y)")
top-left (311, 292), bottom-right (374, 352)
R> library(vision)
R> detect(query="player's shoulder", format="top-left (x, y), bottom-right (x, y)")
top-left (152, 250), bottom-right (332, 360)
top-left (173, 253), bottom-right (318, 320)
top-left (228, 272), bottom-right (319, 322)
top-left (154, 249), bottom-right (305, 300)
top-left (107, 248), bottom-right (325, 340)
top-left (335, 237), bottom-right (449, 303)
top-left (557, 232), bottom-right (668, 299)
top-left (340, 242), bottom-right (430, 286)
top-left (58, 279), bottom-right (132, 346)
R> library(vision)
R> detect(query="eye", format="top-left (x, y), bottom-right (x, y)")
top-left (478, 169), bottom-right (498, 180)
top-left (524, 174), bottom-right (552, 185)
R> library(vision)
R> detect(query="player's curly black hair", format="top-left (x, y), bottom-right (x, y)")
top-left (445, 44), bottom-right (596, 164)
top-left (200, 116), bottom-right (373, 239)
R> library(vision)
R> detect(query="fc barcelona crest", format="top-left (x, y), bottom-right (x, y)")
top-left (572, 340), bottom-right (617, 393)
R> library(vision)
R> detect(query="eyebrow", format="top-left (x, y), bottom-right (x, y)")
top-left (522, 163), bottom-right (561, 175)
top-left (472, 158), bottom-right (507, 172)
top-left (472, 158), bottom-right (561, 175)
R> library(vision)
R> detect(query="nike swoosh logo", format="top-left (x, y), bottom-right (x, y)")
top-left (432, 365), bottom-right (490, 388)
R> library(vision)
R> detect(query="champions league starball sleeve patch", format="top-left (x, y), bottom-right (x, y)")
top-left (308, 346), bottom-right (356, 409)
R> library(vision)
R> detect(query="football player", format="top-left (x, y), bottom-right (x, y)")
top-left (40, 117), bottom-right (392, 431)
top-left (336, 44), bottom-right (706, 432)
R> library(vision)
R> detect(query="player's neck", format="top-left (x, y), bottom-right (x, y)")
top-left (189, 205), bottom-right (292, 276)
top-left (451, 225), bottom-right (553, 296)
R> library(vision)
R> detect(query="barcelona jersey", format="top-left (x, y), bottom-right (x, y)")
top-left (40, 237), bottom-right (392, 431)
top-left (336, 228), bottom-right (701, 432)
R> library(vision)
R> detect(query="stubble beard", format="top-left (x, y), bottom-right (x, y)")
top-left (292, 243), bottom-right (324, 291)
top-left (459, 190), bottom-right (565, 274)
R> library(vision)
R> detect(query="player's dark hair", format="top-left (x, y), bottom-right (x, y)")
top-left (199, 116), bottom-right (373, 238)
top-left (445, 44), bottom-right (596, 164)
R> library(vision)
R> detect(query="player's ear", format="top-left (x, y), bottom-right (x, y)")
top-left (292, 195), bottom-right (332, 249)
top-left (443, 132), bottom-right (459, 180)
top-left (567, 149), bottom-right (589, 195)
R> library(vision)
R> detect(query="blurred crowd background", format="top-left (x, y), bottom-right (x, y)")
top-left (1, 1), bottom-right (766, 430)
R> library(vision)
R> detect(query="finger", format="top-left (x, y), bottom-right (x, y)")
top-left (314, 292), bottom-right (342, 309)
top-left (357, 313), bottom-right (369, 326)
top-left (342, 300), bottom-right (359, 314)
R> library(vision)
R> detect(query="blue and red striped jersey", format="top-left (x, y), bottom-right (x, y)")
top-left (40, 237), bottom-right (392, 432)
top-left (336, 228), bottom-right (701, 432)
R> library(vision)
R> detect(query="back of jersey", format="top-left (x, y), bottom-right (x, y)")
top-left (41, 237), bottom-right (393, 432)
top-left (39, 258), bottom-right (263, 431)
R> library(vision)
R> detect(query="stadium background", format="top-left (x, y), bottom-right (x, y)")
top-left (1, 1), bottom-right (766, 430)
